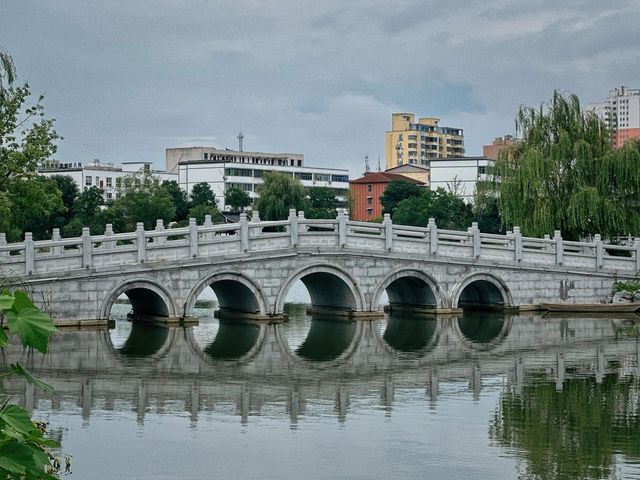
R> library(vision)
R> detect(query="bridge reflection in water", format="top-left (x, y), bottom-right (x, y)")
top-left (3, 308), bottom-right (639, 480)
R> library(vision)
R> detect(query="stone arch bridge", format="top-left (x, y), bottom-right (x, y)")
top-left (1, 211), bottom-right (638, 324)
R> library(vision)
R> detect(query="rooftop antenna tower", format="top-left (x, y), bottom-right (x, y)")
top-left (377, 155), bottom-right (381, 172)
top-left (365, 154), bottom-right (370, 173)
top-left (237, 130), bottom-right (245, 152)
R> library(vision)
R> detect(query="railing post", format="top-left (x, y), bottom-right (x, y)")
top-left (383, 213), bottom-right (393, 251)
top-left (188, 218), bottom-right (198, 258)
top-left (136, 223), bottom-right (146, 263)
top-left (104, 224), bottom-right (115, 250)
top-left (469, 222), bottom-right (480, 258)
top-left (250, 211), bottom-right (261, 237)
top-left (513, 226), bottom-right (522, 262)
top-left (289, 209), bottom-right (298, 247)
top-left (51, 228), bottom-right (62, 255)
top-left (428, 218), bottom-right (438, 255)
top-left (634, 238), bottom-right (640, 272)
top-left (338, 210), bottom-right (347, 247)
top-left (594, 234), bottom-right (603, 269)
top-left (203, 215), bottom-right (213, 241)
top-left (0, 233), bottom-right (7, 258)
top-left (155, 219), bottom-right (166, 245)
top-left (554, 230), bottom-right (563, 266)
top-left (298, 211), bottom-right (307, 233)
top-left (239, 213), bottom-right (249, 252)
top-left (81, 227), bottom-right (92, 269)
top-left (24, 232), bottom-right (35, 275)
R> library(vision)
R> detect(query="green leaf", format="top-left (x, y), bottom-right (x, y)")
top-left (5, 308), bottom-right (57, 354)
top-left (0, 292), bottom-right (14, 310)
top-left (0, 404), bottom-right (38, 436)
top-left (10, 362), bottom-right (57, 394)
top-left (0, 328), bottom-right (8, 347)
top-left (0, 439), bottom-right (50, 475)
top-left (10, 290), bottom-right (36, 313)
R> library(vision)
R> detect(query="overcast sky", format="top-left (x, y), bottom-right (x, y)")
top-left (2, 1), bottom-right (639, 176)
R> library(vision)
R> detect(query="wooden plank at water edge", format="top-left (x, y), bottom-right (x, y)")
top-left (539, 303), bottom-right (640, 313)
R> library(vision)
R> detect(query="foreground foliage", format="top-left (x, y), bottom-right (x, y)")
top-left (0, 289), bottom-right (67, 479)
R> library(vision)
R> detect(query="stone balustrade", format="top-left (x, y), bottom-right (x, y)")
top-left (1, 210), bottom-right (639, 277)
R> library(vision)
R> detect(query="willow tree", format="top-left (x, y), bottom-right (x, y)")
top-left (255, 172), bottom-right (308, 220)
top-left (495, 91), bottom-right (640, 240)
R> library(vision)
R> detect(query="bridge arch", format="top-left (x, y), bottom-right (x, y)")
top-left (100, 278), bottom-right (179, 320)
top-left (450, 272), bottom-right (513, 310)
top-left (274, 264), bottom-right (365, 314)
top-left (370, 269), bottom-right (445, 310)
top-left (185, 271), bottom-right (268, 316)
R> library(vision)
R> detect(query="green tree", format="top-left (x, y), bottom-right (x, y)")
top-left (255, 172), bottom-right (309, 220)
top-left (380, 180), bottom-right (422, 216)
top-left (0, 49), bottom-right (60, 191)
top-left (224, 186), bottom-right (251, 213)
top-left (162, 180), bottom-right (188, 221)
top-left (189, 182), bottom-right (217, 208)
top-left (50, 175), bottom-right (79, 221)
top-left (4, 176), bottom-right (66, 241)
top-left (0, 289), bottom-right (68, 479)
top-left (495, 91), bottom-right (640, 240)
top-left (473, 180), bottom-right (503, 234)
top-left (73, 186), bottom-right (104, 227)
top-left (187, 204), bottom-right (222, 224)
top-left (393, 188), bottom-right (473, 230)
top-left (306, 187), bottom-right (337, 219)
top-left (115, 173), bottom-right (176, 231)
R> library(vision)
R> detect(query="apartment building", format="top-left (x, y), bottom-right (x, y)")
top-left (586, 86), bottom-right (640, 148)
top-left (385, 113), bottom-right (464, 170)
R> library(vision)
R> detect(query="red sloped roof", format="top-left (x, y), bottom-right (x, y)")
top-left (349, 172), bottom-right (425, 184)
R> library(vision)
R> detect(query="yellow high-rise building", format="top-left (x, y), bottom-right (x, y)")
top-left (385, 113), bottom-right (465, 169)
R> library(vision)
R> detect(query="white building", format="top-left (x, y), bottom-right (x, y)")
top-left (39, 160), bottom-right (177, 202)
top-left (170, 147), bottom-right (349, 211)
top-left (586, 86), bottom-right (640, 148)
top-left (386, 156), bottom-right (493, 203)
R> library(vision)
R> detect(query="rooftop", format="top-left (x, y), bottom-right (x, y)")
top-left (350, 172), bottom-right (425, 185)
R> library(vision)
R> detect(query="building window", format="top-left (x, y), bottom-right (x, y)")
top-left (225, 167), bottom-right (252, 177)
top-left (106, 193), bottom-right (113, 201)
top-left (106, 177), bottom-right (112, 187)
top-left (367, 197), bottom-right (372, 205)
top-left (367, 184), bottom-right (372, 193)
top-left (331, 174), bottom-right (349, 183)
top-left (295, 172), bottom-right (313, 181)
top-left (85, 176), bottom-right (92, 186)
top-left (478, 166), bottom-right (487, 175)
top-left (314, 173), bottom-right (330, 182)
top-left (116, 177), bottom-right (122, 188)
top-left (366, 208), bottom-right (373, 216)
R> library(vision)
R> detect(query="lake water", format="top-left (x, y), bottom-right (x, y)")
top-left (2, 304), bottom-right (640, 479)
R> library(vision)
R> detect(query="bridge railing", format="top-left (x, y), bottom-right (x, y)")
top-left (1, 210), bottom-right (639, 277)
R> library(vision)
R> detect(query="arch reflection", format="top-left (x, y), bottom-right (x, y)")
top-left (295, 315), bottom-right (357, 362)
top-left (117, 322), bottom-right (170, 357)
top-left (203, 319), bottom-right (261, 360)
top-left (457, 312), bottom-right (508, 346)
top-left (383, 313), bottom-right (438, 354)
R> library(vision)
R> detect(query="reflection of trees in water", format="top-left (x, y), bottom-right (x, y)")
top-left (491, 374), bottom-right (640, 480)
top-left (204, 321), bottom-right (260, 360)
top-left (118, 322), bottom-right (169, 357)
top-left (383, 314), bottom-right (437, 353)
top-left (295, 317), bottom-right (356, 362)
top-left (457, 313), bottom-right (505, 344)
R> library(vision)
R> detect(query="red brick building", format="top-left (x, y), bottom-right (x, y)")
top-left (349, 172), bottom-right (424, 221)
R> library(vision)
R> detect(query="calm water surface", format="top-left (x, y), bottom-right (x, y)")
top-left (3, 304), bottom-right (640, 479)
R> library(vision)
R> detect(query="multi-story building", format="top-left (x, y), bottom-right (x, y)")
top-left (482, 135), bottom-right (516, 160)
top-left (586, 86), bottom-right (640, 148)
top-left (39, 160), bottom-right (177, 202)
top-left (170, 147), bottom-right (349, 211)
top-left (385, 156), bottom-right (493, 203)
top-left (349, 172), bottom-right (424, 221)
top-left (385, 113), bottom-right (464, 170)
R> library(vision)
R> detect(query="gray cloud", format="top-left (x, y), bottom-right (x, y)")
top-left (1, 0), bottom-right (638, 176)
